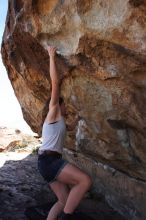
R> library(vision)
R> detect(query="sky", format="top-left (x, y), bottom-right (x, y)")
top-left (0, 1), bottom-right (33, 134)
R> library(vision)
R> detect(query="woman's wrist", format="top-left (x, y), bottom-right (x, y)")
top-left (50, 55), bottom-right (56, 61)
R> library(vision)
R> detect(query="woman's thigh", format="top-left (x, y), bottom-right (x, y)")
top-left (56, 163), bottom-right (90, 185)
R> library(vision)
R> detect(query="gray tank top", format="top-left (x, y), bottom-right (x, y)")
top-left (38, 117), bottom-right (66, 155)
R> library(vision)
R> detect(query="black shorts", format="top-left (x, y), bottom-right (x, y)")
top-left (38, 154), bottom-right (68, 184)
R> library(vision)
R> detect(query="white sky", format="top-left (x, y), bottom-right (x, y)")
top-left (0, 1), bottom-right (33, 133)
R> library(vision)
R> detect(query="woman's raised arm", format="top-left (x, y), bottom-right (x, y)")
top-left (48, 46), bottom-right (60, 109)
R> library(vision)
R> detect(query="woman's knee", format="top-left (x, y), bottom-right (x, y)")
top-left (86, 175), bottom-right (92, 188)
top-left (81, 174), bottom-right (92, 189)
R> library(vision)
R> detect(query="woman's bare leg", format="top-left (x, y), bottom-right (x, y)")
top-left (57, 163), bottom-right (92, 214)
top-left (47, 181), bottom-right (69, 220)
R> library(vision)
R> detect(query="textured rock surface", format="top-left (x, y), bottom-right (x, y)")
top-left (1, 0), bottom-right (146, 219)
top-left (0, 153), bottom-right (52, 220)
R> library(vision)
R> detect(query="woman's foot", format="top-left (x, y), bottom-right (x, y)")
top-left (58, 211), bottom-right (73, 220)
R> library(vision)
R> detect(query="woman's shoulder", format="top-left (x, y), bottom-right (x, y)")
top-left (45, 115), bottom-right (63, 124)
top-left (45, 106), bottom-right (61, 123)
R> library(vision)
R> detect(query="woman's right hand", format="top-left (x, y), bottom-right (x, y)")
top-left (47, 46), bottom-right (56, 58)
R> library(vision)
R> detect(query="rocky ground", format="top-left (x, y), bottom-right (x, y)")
top-left (0, 127), bottom-right (126, 220)
top-left (0, 127), bottom-right (40, 153)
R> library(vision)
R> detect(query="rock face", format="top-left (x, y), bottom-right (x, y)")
top-left (1, 0), bottom-right (146, 219)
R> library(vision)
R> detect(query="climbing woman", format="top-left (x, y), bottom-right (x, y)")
top-left (38, 46), bottom-right (92, 220)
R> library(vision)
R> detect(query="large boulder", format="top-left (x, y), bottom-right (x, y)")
top-left (1, 0), bottom-right (146, 219)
